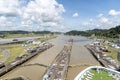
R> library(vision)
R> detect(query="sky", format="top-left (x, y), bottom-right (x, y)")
top-left (0, 0), bottom-right (120, 32)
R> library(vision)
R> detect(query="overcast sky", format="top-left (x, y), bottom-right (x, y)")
top-left (0, 0), bottom-right (120, 32)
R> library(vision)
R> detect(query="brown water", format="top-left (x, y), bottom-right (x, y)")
top-left (66, 36), bottom-right (100, 80)
top-left (0, 35), bottom-right (100, 80)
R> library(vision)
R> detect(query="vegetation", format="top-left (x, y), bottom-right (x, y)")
top-left (7, 44), bottom-right (28, 63)
top-left (0, 34), bottom-right (56, 63)
top-left (101, 42), bottom-right (119, 64)
top-left (0, 30), bottom-right (55, 39)
top-left (65, 25), bottom-right (120, 42)
top-left (0, 30), bottom-right (54, 34)
top-left (82, 69), bottom-right (115, 80)
top-left (0, 50), bottom-right (3, 58)
top-left (65, 30), bottom-right (92, 36)
top-left (40, 35), bottom-right (56, 42)
top-left (101, 25), bottom-right (120, 38)
top-left (90, 69), bottom-right (115, 80)
top-left (0, 44), bottom-right (28, 63)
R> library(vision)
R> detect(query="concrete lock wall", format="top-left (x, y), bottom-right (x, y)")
top-left (117, 51), bottom-right (120, 61)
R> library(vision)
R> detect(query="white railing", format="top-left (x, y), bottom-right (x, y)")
top-left (74, 66), bottom-right (120, 80)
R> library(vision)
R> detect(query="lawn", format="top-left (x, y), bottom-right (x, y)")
top-left (0, 43), bottom-right (40, 63)
top-left (0, 50), bottom-right (3, 59)
top-left (93, 36), bottom-right (118, 42)
top-left (39, 35), bottom-right (56, 42)
top-left (90, 69), bottom-right (115, 80)
top-left (28, 44), bottom-right (39, 49)
top-left (102, 42), bottom-right (119, 64)
top-left (2, 33), bottom-right (42, 39)
top-left (0, 44), bottom-right (29, 63)
top-left (0, 35), bottom-right (56, 63)
top-left (1, 33), bottom-right (56, 39)
top-left (5, 44), bottom-right (28, 63)
top-left (82, 69), bottom-right (115, 80)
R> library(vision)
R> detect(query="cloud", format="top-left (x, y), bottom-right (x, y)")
top-left (21, 0), bottom-right (65, 31)
top-left (82, 19), bottom-right (98, 29)
top-left (99, 17), bottom-right (109, 24)
top-left (97, 13), bottom-right (103, 18)
top-left (109, 9), bottom-right (120, 16)
top-left (0, 0), bottom-right (21, 17)
top-left (0, 0), bottom-right (65, 31)
top-left (73, 12), bottom-right (79, 17)
top-left (78, 9), bottom-right (120, 30)
top-left (81, 11), bottom-right (120, 30)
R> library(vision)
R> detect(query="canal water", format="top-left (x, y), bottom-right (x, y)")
top-left (0, 35), bottom-right (100, 80)
top-left (66, 36), bottom-right (100, 80)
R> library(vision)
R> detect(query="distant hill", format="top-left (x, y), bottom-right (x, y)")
top-left (0, 30), bottom-right (29, 34)
top-left (89, 28), bottom-right (106, 32)
top-left (101, 25), bottom-right (120, 38)
top-left (0, 30), bottom-right (53, 34)
top-left (65, 25), bottom-right (120, 38)
top-left (32, 31), bottom-right (53, 34)
top-left (65, 30), bottom-right (91, 36)
top-left (0, 30), bottom-right (55, 38)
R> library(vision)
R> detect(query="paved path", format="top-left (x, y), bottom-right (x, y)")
top-left (0, 37), bottom-right (40, 44)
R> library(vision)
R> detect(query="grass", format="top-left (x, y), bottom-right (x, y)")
top-left (90, 69), bottom-right (115, 80)
top-left (102, 42), bottom-right (119, 64)
top-left (0, 35), bottom-right (56, 63)
top-left (107, 47), bottom-right (117, 59)
top-left (6, 44), bottom-right (28, 63)
top-left (1, 43), bottom-right (40, 63)
top-left (39, 35), bottom-right (56, 42)
top-left (0, 44), bottom-right (29, 63)
top-left (93, 36), bottom-right (119, 42)
top-left (28, 44), bottom-right (39, 49)
top-left (82, 69), bottom-right (115, 80)
top-left (91, 36), bottom-right (120, 65)
top-left (1, 33), bottom-right (42, 39)
top-left (0, 51), bottom-right (3, 59)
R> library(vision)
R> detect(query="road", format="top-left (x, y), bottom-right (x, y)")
top-left (0, 37), bottom-right (40, 44)
top-left (0, 35), bottom-right (101, 80)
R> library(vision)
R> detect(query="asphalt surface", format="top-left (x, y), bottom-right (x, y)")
top-left (0, 37), bottom-right (40, 44)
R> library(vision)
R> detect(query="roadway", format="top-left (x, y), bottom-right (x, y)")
top-left (0, 37), bottom-right (40, 44)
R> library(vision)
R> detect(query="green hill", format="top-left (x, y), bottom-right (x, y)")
top-left (65, 25), bottom-right (120, 39)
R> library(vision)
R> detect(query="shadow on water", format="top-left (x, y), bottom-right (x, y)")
top-left (73, 39), bottom-right (91, 42)
top-left (73, 37), bottom-right (93, 44)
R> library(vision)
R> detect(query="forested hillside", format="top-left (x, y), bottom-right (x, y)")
top-left (65, 25), bottom-right (120, 38)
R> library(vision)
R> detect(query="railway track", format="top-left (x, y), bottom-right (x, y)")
top-left (42, 39), bottom-right (73, 80)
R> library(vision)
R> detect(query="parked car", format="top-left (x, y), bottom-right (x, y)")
top-left (13, 39), bottom-right (18, 41)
